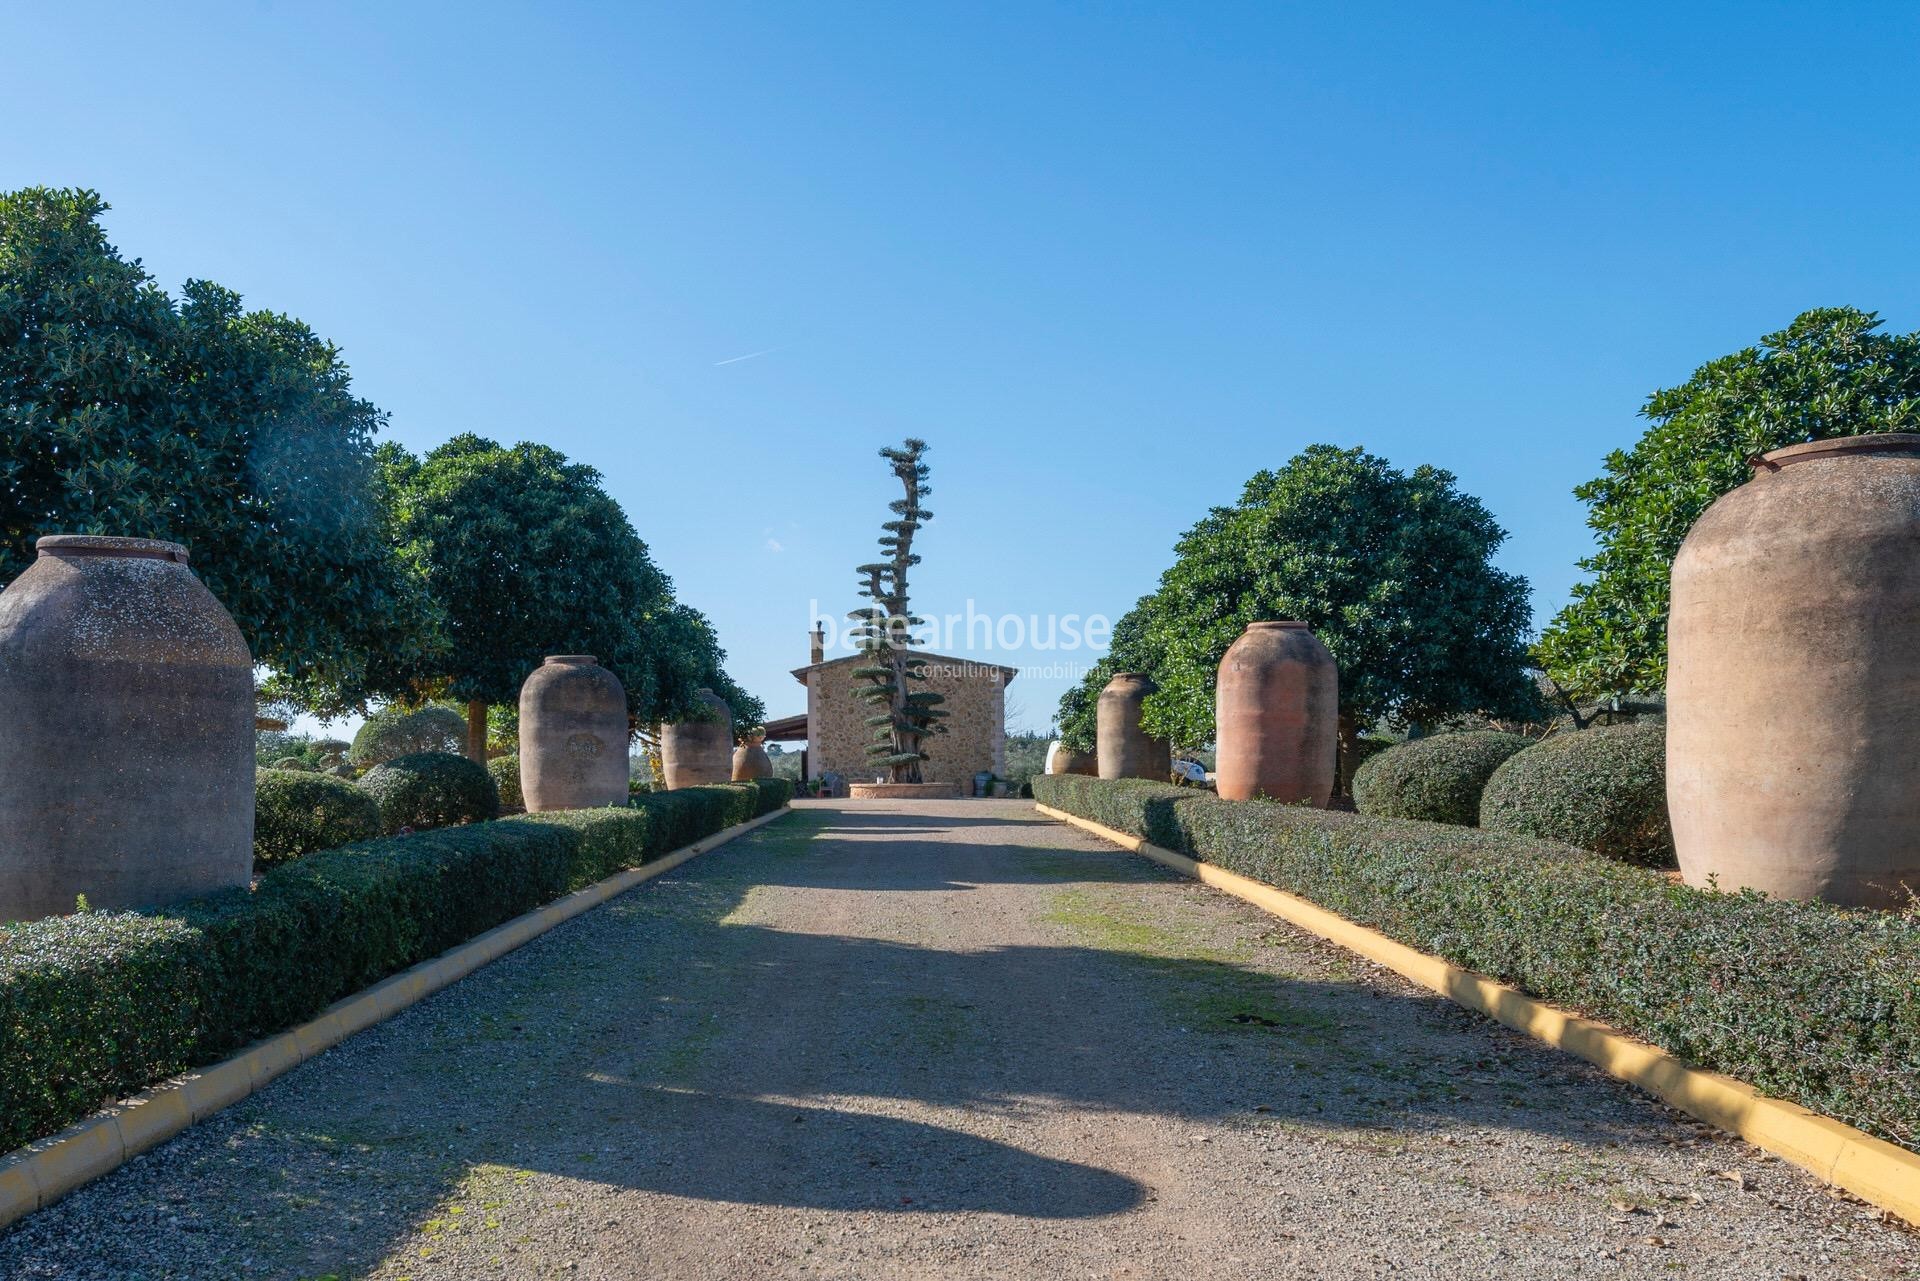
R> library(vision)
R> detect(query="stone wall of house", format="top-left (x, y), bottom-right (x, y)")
top-left (808, 656), bottom-right (1006, 786)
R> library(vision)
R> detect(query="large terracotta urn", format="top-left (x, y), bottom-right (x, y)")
top-left (1044, 739), bottom-right (1098, 776)
top-left (0, 536), bottom-right (254, 919)
top-left (1096, 672), bottom-right (1171, 781)
top-left (518, 655), bottom-right (629, 811)
top-left (732, 734), bottom-right (773, 781)
top-left (1214, 621), bottom-right (1338, 805)
top-left (661, 687), bottom-right (734, 789)
top-left (1669, 434), bottom-right (1920, 908)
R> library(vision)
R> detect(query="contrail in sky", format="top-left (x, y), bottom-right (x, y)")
top-left (713, 346), bottom-right (783, 366)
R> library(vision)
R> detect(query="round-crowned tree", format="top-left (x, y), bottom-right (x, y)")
top-left (1479, 721), bottom-right (1673, 866)
top-left (356, 751), bottom-right (500, 834)
top-left (1351, 731), bottom-right (1531, 826)
top-left (254, 768), bottom-right (382, 867)
top-left (349, 704), bottom-right (466, 767)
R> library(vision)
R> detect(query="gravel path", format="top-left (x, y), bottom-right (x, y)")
top-left (1, 799), bottom-right (1914, 1280)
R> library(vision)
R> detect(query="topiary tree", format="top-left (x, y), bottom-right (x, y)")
top-left (349, 703), bottom-right (466, 767)
top-left (356, 751), bottom-right (500, 834)
top-left (1057, 446), bottom-right (1539, 781)
top-left (271, 756), bottom-right (317, 772)
top-left (253, 768), bottom-right (383, 867)
top-left (1479, 721), bottom-right (1672, 866)
top-left (1351, 731), bottom-right (1532, 827)
top-left (847, 439), bottom-right (948, 782)
top-left (1537, 308), bottom-right (1920, 703)
top-left (0, 187), bottom-right (443, 716)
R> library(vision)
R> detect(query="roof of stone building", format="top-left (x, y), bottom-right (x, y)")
top-left (790, 648), bottom-right (1018, 685)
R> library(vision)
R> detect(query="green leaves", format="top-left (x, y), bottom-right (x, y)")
top-left (1538, 307), bottom-right (1920, 702)
top-left (1057, 445), bottom-right (1536, 750)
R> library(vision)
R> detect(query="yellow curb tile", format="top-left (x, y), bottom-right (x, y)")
top-left (245, 1034), bottom-right (303, 1087)
top-left (290, 1013), bottom-right (348, 1063)
top-left (0, 1157), bottom-right (45, 1228)
top-left (112, 1089), bottom-right (193, 1157)
top-left (29, 1122), bottom-right (123, 1198)
top-left (178, 1059), bottom-right (254, 1122)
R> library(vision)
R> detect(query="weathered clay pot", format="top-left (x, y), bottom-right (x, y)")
top-left (661, 687), bottom-right (734, 789)
top-left (1669, 434), bottom-right (1920, 907)
top-left (732, 735), bottom-right (773, 781)
top-left (1214, 622), bottom-right (1338, 805)
top-left (1097, 672), bottom-right (1171, 781)
top-left (518, 655), bottom-right (629, 811)
top-left (1044, 740), bottom-right (1098, 776)
top-left (0, 536), bottom-right (254, 919)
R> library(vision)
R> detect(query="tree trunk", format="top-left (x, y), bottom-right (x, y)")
top-left (466, 699), bottom-right (489, 764)
top-left (1335, 710), bottom-right (1359, 799)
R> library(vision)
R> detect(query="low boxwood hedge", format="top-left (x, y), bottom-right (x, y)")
top-left (1032, 774), bottom-right (1920, 1156)
top-left (358, 751), bottom-right (500, 834)
top-left (1351, 731), bottom-right (1531, 826)
top-left (0, 778), bottom-right (790, 1154)
top-left (254, 768), bottom-right (383, 868)
top-left (1480, 721), bottom-right (1673, 866)
top-left (488, 754), bottom-right (524, 811)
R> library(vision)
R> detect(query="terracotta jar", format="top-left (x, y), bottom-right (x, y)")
top-left (0, 536), bottom-right (254, 919)
top-left (1096, 672), bottom-right (1171, 781)
top-left (518, 655), bottom-right (629, 811)
top-left (732, 734), bottom-right (773, 781)
top-left (1044, 739), bottom-right (1098, 776)
top-left (661, 687), bottom-right (734, 789)
top-left (1214, 621), bottom-right (1338, 805)
top-left (1669, 434), bottom-right (1920, 907)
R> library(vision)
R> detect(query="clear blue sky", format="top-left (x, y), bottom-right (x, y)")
top-left (6, 3), bottom-right (1917, 734)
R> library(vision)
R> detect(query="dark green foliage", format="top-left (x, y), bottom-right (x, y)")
top-left (1351, 731), bottom-right (1531, 826)
top-left (357, 751), bottom-right (500, 833)
top-left (1055, 445), bottom-right (1538, 752)
top-left (488, 754), bottom-right (524, 810)
top-left (253, 768), bottom-right (382, 867)
top-left (1480, 722), bottom-right (1673, 866)
top-left (271, 756), bottom-right (316, 772)
top-left (0, 780), bottom-right (790, 1152)
top-left (1539, 308), bottom-right (1920, 701)
top-left (0, 187), bottom-right (442, 715)
top-left (1032, 775), bottom-right (1920, 1154)
top-left (848, 439), bottom-right (946, 781)
top-left (348, 703), bottom-right (466, 767)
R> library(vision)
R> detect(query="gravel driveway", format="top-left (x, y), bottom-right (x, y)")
top-left (1, 799), bottom-right (1914, 1280)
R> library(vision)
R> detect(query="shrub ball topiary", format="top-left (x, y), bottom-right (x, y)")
top-left (1352, 731), bottom-right (1532, 826)
top-left (271, 756), bottom-right (317, 772)
top-left (327, 762), bottom-right (357, 779)
top-left (254, 768), bottom-right (382, 867)
top-left (1479, 721), bottom-right (1673, 866)
top-left (357, 751), bottom-right (500, 834)
top-left (349, 704), bottom-right (467, 767)
top-left (488, 754), bottom-right (524, 811)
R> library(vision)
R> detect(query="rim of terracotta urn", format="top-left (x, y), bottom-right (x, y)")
top-left (1245, 620), bottom-right (1308, 631)
top-left (544, 654), bottom-right (599, 665)
top-left (1754, 433), bottom-right (1920, 472)
top-left (37, 535), bottom-right (189, 564)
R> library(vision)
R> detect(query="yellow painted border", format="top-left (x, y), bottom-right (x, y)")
top-left (0, 805), bottom-right (792, 1231)
top-left (1035, 802), bottom-right (1920, 1228)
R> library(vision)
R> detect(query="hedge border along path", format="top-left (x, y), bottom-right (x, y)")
top-left (0, 798), bottom-right (791, 1230)
top-left (1030, 775), bottom-right (1920, 1229)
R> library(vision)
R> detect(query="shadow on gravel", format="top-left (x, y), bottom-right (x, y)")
top-left (0, 803), bottom-right (1695, 1278)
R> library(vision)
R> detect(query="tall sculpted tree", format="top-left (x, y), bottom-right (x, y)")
top-left (849, 439), bottom-right (947, 782)
top-left (1057, 445), bottom-right (1538, 768)
top-left (380, 435), bottom-right (754, 760)
top-left (1537, 307), bottom-right (1920, 702)
top-left (0, 186), bottom-right (440, 712)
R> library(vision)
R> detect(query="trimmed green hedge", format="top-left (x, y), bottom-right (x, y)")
top-left (348, 704), bottom-right (466, 767)
top-left (488, 754), bottom-right (524, 811)
top-left (254, 768), bottom-right (383, 868)
top-left (1351, 731), bottom-right (1530, 826)
top-left (358, 751), bottom-right (500, 834)
top-left (1033, 774), bottom-right (1920, 1155)
top-left (0, 779), bottom-right (790, 1154)
top-left (1480, 721), bottom-right (1673, 866)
